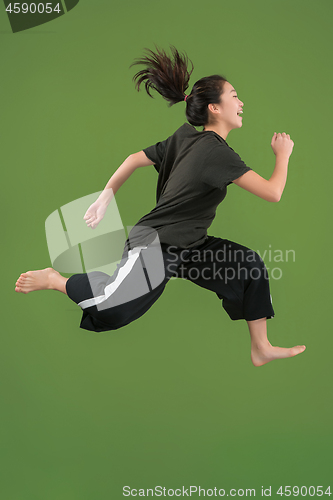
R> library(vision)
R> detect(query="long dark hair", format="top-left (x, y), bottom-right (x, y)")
top-left (131, 46), bottom-right (228, 127)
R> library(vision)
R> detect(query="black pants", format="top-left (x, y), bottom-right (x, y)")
top-left (66, 236), bottom-right (275, 332)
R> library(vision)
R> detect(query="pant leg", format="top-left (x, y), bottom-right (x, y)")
top-left (174, 236), bottom-right (275, 321)
top-left (66, 242), bottom-right (183, 332)
top-left (66, 273), bottom-right (168, 332)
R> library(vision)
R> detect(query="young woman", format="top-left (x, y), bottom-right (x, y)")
top-left (15, 46), bottom-right (306, 367)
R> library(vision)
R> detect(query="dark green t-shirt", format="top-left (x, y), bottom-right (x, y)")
top-left (132, 123), bottom-right (251, 249)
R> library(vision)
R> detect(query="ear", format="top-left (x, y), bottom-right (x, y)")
top-left (207, 103), bottom-right (220, 114)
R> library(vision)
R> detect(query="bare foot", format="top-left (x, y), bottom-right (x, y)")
top-left (251, 342), bottom-right (306, 367)
top-left (15, 268), bottom-right (67, 294)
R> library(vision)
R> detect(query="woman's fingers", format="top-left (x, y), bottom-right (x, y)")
top-left (85, 215), bottom-right (96, 225)
top-left (274, 132), bottom-right (292, 140)
top-left (83, 201), bottom-right (103, 228)
top-left (271, 131), bottom-right (293, 157)
top-left (83, 211), bottom-right (94, 220)
top-left (86, 214), bottom-right (102, 228)
top-left (88, 220), bottom-right (99, 229)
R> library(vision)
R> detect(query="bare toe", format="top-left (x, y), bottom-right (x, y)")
top-left (251, 343), bottom-right (306, 367)
top-left (15, 268), bottom-right (55, 293)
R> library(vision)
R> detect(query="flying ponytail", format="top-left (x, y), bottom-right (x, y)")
top-left (131, 45), bottom-right (193, 106)
top-left (131, 46), bottom-right (228, 127)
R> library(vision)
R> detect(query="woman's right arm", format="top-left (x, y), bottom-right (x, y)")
top-left (84, 151), bottom-right (154, 228)
top-left (233, 132), bottom-right (294, 202)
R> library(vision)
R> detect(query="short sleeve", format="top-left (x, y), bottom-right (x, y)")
top-left (143, 138), bottom-right (168, 173)
top-left (202, 145), bottom-right (252, 189)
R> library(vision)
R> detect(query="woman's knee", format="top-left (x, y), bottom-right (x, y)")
top-left (230, 249), bottom-right (268, 283)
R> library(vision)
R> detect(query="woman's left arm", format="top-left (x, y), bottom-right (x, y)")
top-left (84, 151), bottom-right (154, 228)
top-left (101, 151), bottom-right (155, 198)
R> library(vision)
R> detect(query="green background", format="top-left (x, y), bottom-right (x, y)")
top-left (1, 0), bottom-right (332, 498)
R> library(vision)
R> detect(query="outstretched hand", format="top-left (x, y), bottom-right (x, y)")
top-left (271, 132), bottom-right (294, 158)
top-left (83, 200), bottom-right (107, 229)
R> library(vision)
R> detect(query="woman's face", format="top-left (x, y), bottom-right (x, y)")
top-left (212, 81), bottom-right (244, 131)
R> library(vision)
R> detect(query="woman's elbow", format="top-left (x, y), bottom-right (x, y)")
top-left (269, 191), bottom-right (282, 203)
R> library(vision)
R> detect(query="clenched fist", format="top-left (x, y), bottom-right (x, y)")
top-left (271, 132), bottom-right (294, 158)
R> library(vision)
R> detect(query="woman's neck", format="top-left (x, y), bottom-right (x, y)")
top-left (203, 124), bottom-right (230, 141)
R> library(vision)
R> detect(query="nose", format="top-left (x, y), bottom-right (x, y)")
top-left (239, 99), bottom-right (244, 107)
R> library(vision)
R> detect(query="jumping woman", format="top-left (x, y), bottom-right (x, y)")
top-left (15, 46), bottom-right (306, 367)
